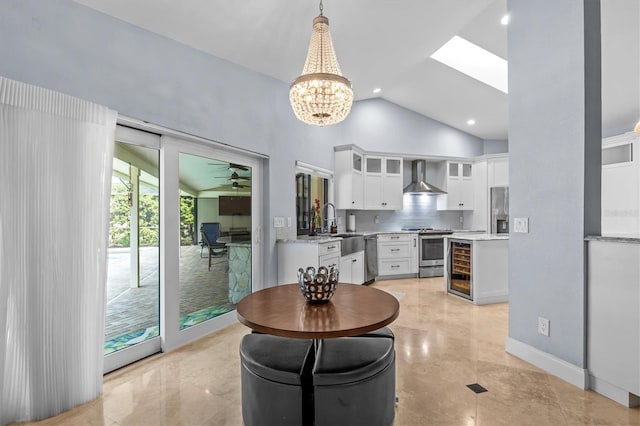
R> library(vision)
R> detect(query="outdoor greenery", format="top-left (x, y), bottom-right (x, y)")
top-left (180, 196), bottom-right (195, 246)
top-left (110, 181), bottom-right (196, 248)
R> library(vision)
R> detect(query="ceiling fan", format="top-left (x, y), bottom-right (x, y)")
top-left (208, 162), bottom-right (250, 171)
top-left (206, 181), bottom-right (251, 191)
top-left (216, 171), bottom-right (251, 181)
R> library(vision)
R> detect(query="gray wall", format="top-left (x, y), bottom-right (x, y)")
top-left (507, 0), bottom-right (601, 368)
top-left (342, 98), bottom-right (487, 157)
top-left (483, 139), bottom-right (509, 154)
top-left (0, 0), bottom-right (488, 286)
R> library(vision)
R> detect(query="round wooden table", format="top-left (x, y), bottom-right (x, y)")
top-left (236, 283), bottom-right (400, 339)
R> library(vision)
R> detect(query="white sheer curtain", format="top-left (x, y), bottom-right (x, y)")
top-left (0, 76), bottom-right (116, 423)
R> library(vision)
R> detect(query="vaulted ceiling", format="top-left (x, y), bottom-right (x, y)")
top-left (75, 0), bottom-right (639, 141)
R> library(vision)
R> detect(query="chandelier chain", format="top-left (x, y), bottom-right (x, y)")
top-left (319, 0), bottom-right (323, 16)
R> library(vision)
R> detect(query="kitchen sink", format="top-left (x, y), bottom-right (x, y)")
top-left (338, 234), bottom-right (364, 256)
top-left (310, 233), bottom-right (364, 255)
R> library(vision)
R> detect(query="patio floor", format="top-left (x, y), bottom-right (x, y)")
top-left (105, 245), bottom-right (235, 343)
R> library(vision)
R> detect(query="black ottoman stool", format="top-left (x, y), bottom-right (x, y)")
top-left (240, 334), bottom-right (314, 426)
top-left (355, 326), bottom-right (395, 339)
top-left (312, 336), bottom-right (396, 426)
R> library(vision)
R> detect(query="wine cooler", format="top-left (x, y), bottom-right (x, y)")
top-left (447, 239), bottom-right (472, 300)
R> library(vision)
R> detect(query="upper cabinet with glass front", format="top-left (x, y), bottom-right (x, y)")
top-left (334, 146), bottom-right (364, 209)
top-left (364, 155), bottom-right (403, 210)
top-left (437, 161), bottom-right (474, 210)
top-left (334, 146), bottom-right (403, 210)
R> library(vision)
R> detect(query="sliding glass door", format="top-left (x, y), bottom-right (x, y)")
top-left (104, 126), bottom-right (262, 369)
top-left (178, 153), bottom-right (253, 329)
top-left (104, 127), bottom-right (161, 373)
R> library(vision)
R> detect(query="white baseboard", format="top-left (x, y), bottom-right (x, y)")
top-left (474, 292), bottom-right (508, 305)
top-left (589, 375), bottom-right (640, 407)
top-left (505, 337), bottom-right (589, 389)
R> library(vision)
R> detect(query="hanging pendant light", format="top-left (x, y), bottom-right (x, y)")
top-left (289, 0), bottom-right (353, 126)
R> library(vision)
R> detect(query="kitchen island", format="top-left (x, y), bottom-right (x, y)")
top-left (444, 233), bottom-right (509, 305)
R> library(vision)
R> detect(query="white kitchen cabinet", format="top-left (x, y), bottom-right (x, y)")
top-left (364, 156), bottom-right (403, 210)
top-left (410, 233), bottom-right (419, 274)
top-left (377, 233), bottom-right (415, 278)
top-left (488, 156), bottom-right (509, 187)
top-left (340, 250), bottom-right (365, 284)
top-left (470, 159), bottom-right (488, 232)
top-left (601, 132), bottom-right (639, 236)
top-left (588, 239), bottom-right (640, 407)
top-left (277, 239), bottom-right (341, 284)
top-left (437, 161), bottom-right (474, 210)
top-left (334, 146), bottom-right (364, 210)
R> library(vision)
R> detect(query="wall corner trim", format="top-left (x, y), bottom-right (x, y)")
top-left (505, 337), bottom-right (589, 390)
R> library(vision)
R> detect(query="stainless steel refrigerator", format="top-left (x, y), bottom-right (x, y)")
top-left (490, 187), bottom-right (509, 234)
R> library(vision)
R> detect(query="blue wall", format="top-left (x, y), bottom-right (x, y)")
top-left (507, 0), bottom-right (601, 369)
top-left (0, 0), bottom-right (497, 286)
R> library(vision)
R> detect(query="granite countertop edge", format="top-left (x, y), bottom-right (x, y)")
top-left (277, 236), bottom-right (343, 244)
top-left (446, 233), bottom-right (510, 241)
top-left (585, 235), bottom-right (640, 243)
top-left (277, 229), bottom-right (486, 244)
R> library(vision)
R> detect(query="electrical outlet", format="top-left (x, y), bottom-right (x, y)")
top-left (374, 215), bottom-right (379, 224)
top-left (538, 317), bottom-right (550, 336)
top-left (287, 217), bottom-right (292, 227)
top-left (273, 217), bottom-right (285, 228)
top-left (514, 217), bottom-right (529, 233)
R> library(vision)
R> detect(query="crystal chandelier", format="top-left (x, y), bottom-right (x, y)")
top-left (289, 0), bottom-right (353, 126)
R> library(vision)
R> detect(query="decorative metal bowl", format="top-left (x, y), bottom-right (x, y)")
top-left (297, 266), bottom-right (339, 303)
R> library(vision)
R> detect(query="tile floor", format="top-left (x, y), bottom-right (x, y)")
top-left (20, 277), bottom-right (640, 426)
top-left (105, 245), bottom-right (234, 341)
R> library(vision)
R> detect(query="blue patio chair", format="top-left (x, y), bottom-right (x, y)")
top-left (200, 222), bottom-right (227, 271)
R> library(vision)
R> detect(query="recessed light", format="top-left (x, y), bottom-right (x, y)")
top-left (467, 119), bottom-right (476, 125)
top-left (373, 88), bottom-right (382, 94)
top-left (430, 35), bottom-right (508, 93)
top-left (500, 14), bottom-right (509, 25)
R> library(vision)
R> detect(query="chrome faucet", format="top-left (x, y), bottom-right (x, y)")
top-left (323, 202), bottom-right (336, 233)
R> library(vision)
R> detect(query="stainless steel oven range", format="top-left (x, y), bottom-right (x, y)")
top-left (402, 228), bottom-right (453, 278)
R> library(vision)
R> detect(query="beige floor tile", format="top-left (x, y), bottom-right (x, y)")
top-left (17, 278), bottom-right (640, 426)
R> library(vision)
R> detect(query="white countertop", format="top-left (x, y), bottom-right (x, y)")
top-left (447, 233), bottom-right (509, 241)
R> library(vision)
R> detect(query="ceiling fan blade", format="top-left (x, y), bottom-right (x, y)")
top-left (214, 171), bottom-right (251, 180)
top-left (203, 181), bottom-right (250, 191)
top-left (228, 163), bottom-right (249, 171)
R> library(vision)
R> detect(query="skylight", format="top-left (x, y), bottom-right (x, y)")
top-left (430, 35), bottom-right (508, 94)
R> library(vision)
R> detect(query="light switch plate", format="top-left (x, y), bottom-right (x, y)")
top-left (513, 217), bottom-right (529, 233)
top-left (273, 217), bottom-right (285, 228)
top-left (287, 217), bottom-right (292, 227)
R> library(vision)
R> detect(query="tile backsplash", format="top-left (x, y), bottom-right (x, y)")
top-left (337, 194), bottom-right (466, 232)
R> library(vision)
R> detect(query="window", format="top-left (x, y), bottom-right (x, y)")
top-left (296, 162), bottom-right (333, 235)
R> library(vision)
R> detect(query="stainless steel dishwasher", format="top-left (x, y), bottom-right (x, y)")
top-left (364, 234), bottom-right (378, 284)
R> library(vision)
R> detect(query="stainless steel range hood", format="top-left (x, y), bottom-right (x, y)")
top-left (403, 160), bottom-right (446, 194)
